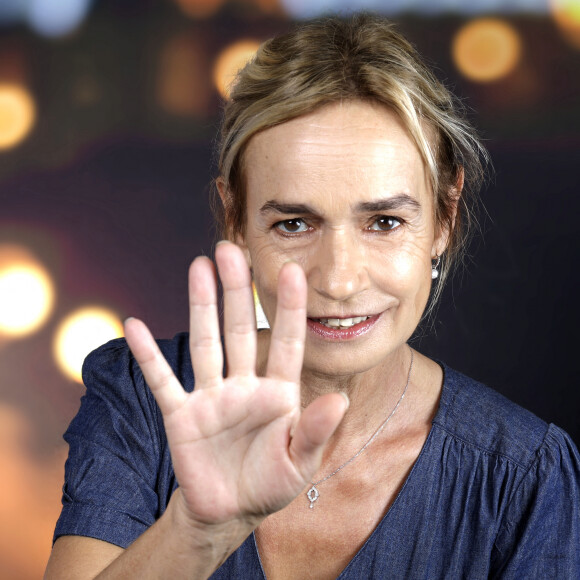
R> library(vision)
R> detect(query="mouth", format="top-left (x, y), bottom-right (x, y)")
top-left (312, 316), bottom-right (371, 329)
top-left (307, 313), bottom-right (381, 340)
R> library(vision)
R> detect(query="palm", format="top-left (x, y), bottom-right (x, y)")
top-left (124, 242), bottom-right (347, 528)
top-left (163, 375), bottom-right (306, 523)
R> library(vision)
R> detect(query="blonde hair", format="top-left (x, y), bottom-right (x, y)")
top-left (216, 13), bottom-right (488, 298)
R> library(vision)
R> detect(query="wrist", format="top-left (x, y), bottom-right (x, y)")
top-left (165, 488), bottom-right (261, 569)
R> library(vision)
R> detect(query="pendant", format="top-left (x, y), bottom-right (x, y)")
top-left (307, 485), bottom-right (319, 509)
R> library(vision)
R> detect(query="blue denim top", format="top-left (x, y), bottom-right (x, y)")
top-left (54, 334), bottom-right (580, 578)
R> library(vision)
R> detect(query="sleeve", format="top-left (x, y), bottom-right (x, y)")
top-left (53, 338), bottom-right (171, 549)
top-left (491, 424), bottom-right (580, 579)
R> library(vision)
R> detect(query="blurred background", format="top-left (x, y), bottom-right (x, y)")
top-left (0, 0), bottom-right (578, 577)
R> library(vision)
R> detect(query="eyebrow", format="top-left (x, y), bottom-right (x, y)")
top-left (259, 194), bottom-right (421, 216)
top-left (356, 194), bottom-right (421, 214)
top-left (259, 201), bottom-right (316, 215)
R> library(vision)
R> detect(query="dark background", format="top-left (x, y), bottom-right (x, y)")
top-left (0, 1), bottom-right (578, 577)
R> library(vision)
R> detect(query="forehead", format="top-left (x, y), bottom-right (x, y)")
top-left (243, 100), bottom-right (430, 208)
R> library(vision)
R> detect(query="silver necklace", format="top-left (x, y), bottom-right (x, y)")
top-left (306, 346), bottom-right (414, 509)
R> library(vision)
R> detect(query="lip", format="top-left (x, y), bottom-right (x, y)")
top-left (307, 313), bottom-right (381, 341)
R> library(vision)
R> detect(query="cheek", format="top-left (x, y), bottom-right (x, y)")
top-left (248, 246), bottom-right (286, 316)
top-left (380, 242), bottom-right (432, 300)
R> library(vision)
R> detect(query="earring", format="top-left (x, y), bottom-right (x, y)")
top-left (431, 256), bottom-right (441, 280)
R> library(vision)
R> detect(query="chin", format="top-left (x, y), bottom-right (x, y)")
top-left (302, 338), bottom-right (401, 378)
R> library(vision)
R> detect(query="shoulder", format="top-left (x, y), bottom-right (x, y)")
top-left (82, 331), bottom-right (194, 394)
top-left (433, 364), bottom-right (554, 469)
top-left (57, 333), bottom-right (193, 547)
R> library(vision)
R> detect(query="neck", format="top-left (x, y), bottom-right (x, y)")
top-left (300, 345), bottom-right (409, 403)
top-left (257, 331), bottom-right (413, 449)
top-left (306, 346), bottom-right (412, 451)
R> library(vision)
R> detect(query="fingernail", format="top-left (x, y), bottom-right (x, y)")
top-left (339, 391), bottom-right (350, 410)
top-left (124, 316), bottom-right (135, 325)
top-left (216, 240), bottom-right (230, 246)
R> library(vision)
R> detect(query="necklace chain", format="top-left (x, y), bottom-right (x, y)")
top-left (306, 346), bottom-right (414, 509)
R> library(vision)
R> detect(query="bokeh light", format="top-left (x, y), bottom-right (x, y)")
top-left (173, 0), bottom-right (226, 19)
top-left (0, 84), bottom-right (36, 150)
top-left (0, 403), bottom-right (66, 580)
top-left (26, 0), bottom-right (93, 38)
top-left (54, 306), bottom-right (123, 383)
top-left (279, 0), bottom-right (352, 19)
top-left (0, 0), bottom-right (28, 25)
top-left (71, 74), bottom-right (102, 107)
top-left (550, 0), bottom-right (580, 49)
top-left (213, 39), bottom-right (261, 99)
top-left (0, 245), bottom-right (54, 337)
top-left (157, 33), bottom-right (212, 117)
top-left (452, 18), bottom-right (522, 83)
top-left (253, 0), bottom-right (283, 14)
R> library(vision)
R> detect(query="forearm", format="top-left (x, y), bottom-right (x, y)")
top-left (96, 489), bottom-right (258, 580)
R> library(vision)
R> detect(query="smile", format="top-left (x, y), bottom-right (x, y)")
top-left (307, 313), bottom-right (381, 341)
top-left (314, 316), bottom-right (371, 329)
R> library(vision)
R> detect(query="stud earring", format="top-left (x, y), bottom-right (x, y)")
top-left (431, 256), bottom-right (441, 280)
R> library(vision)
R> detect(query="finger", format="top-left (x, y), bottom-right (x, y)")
top-left (188, 256), bottom-right (224, 389)
top-left (215, 241), bottom-right (257, 377)
top-left (289, 392), bottom-right (349, 477)
top-left (124, 317), bottom-right (187, 415)
top-left (266, 261), bottom-right (306, 383)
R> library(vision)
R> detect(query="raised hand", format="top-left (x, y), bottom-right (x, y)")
top-left (124, 241), bottom-right (348, 531)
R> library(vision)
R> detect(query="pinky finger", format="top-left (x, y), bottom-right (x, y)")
top-left (124, 317), bottom-right (187, 416)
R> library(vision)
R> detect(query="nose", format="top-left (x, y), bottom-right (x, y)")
top-left (308, 227), bottom-right (370, 302)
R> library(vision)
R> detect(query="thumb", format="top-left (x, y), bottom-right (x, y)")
top-left (288, 392), bottom-right (349, 480)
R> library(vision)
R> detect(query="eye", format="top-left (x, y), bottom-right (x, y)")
top-left (274, 218), bottom-right (309, 234)
top-left (368, 216), bottom-right (402, 232)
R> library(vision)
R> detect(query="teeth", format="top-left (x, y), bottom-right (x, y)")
top-left (317, 316), bottom-right (370, 328)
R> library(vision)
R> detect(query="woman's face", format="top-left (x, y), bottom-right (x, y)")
top-left (237, 100), bottom-right (448, 377)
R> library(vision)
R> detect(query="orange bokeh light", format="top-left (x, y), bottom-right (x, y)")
top-left (0, 404), bottom-right (66, 580)
top-left (157, 33), bottom-right (212, 117)
top-left (213, 39), bottom-right (261, 99)
top-left (173, 0), bottom-right (226, 18)
top-left (253, 0), bottom-right (282, 13)
top-left (452, 18), bottom-right (522, 83)
top-left (550, 0), bottom-right (580, 49)
top-left (0, 83), bottom-right (36, 150)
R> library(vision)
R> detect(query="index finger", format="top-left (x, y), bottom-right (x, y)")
top-left (124, 317), bottom-right (187, 416)
top-left (266, 261), bottom-right (307, 383)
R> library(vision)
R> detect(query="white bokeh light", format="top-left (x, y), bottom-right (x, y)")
top-left (0, 264), bottom-right (54, 336)
top-left (279, 0), bottom-right (547, 18)
top-left (26, 0), bottom-right (93, 38)
top-left (0, 245), bottom-right (54, 338)
top-left (0, 0), bottom-right (27, 24)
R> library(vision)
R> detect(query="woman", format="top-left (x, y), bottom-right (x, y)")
top-left (45, 14), bottom-right (579, 579)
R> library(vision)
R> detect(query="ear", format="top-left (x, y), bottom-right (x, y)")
top-left (432, 167), bottom-right (464, 258)
top-left (216, 177), bottom-right (252, 267)
top-left (216, 176), bottom-right (227, 205)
